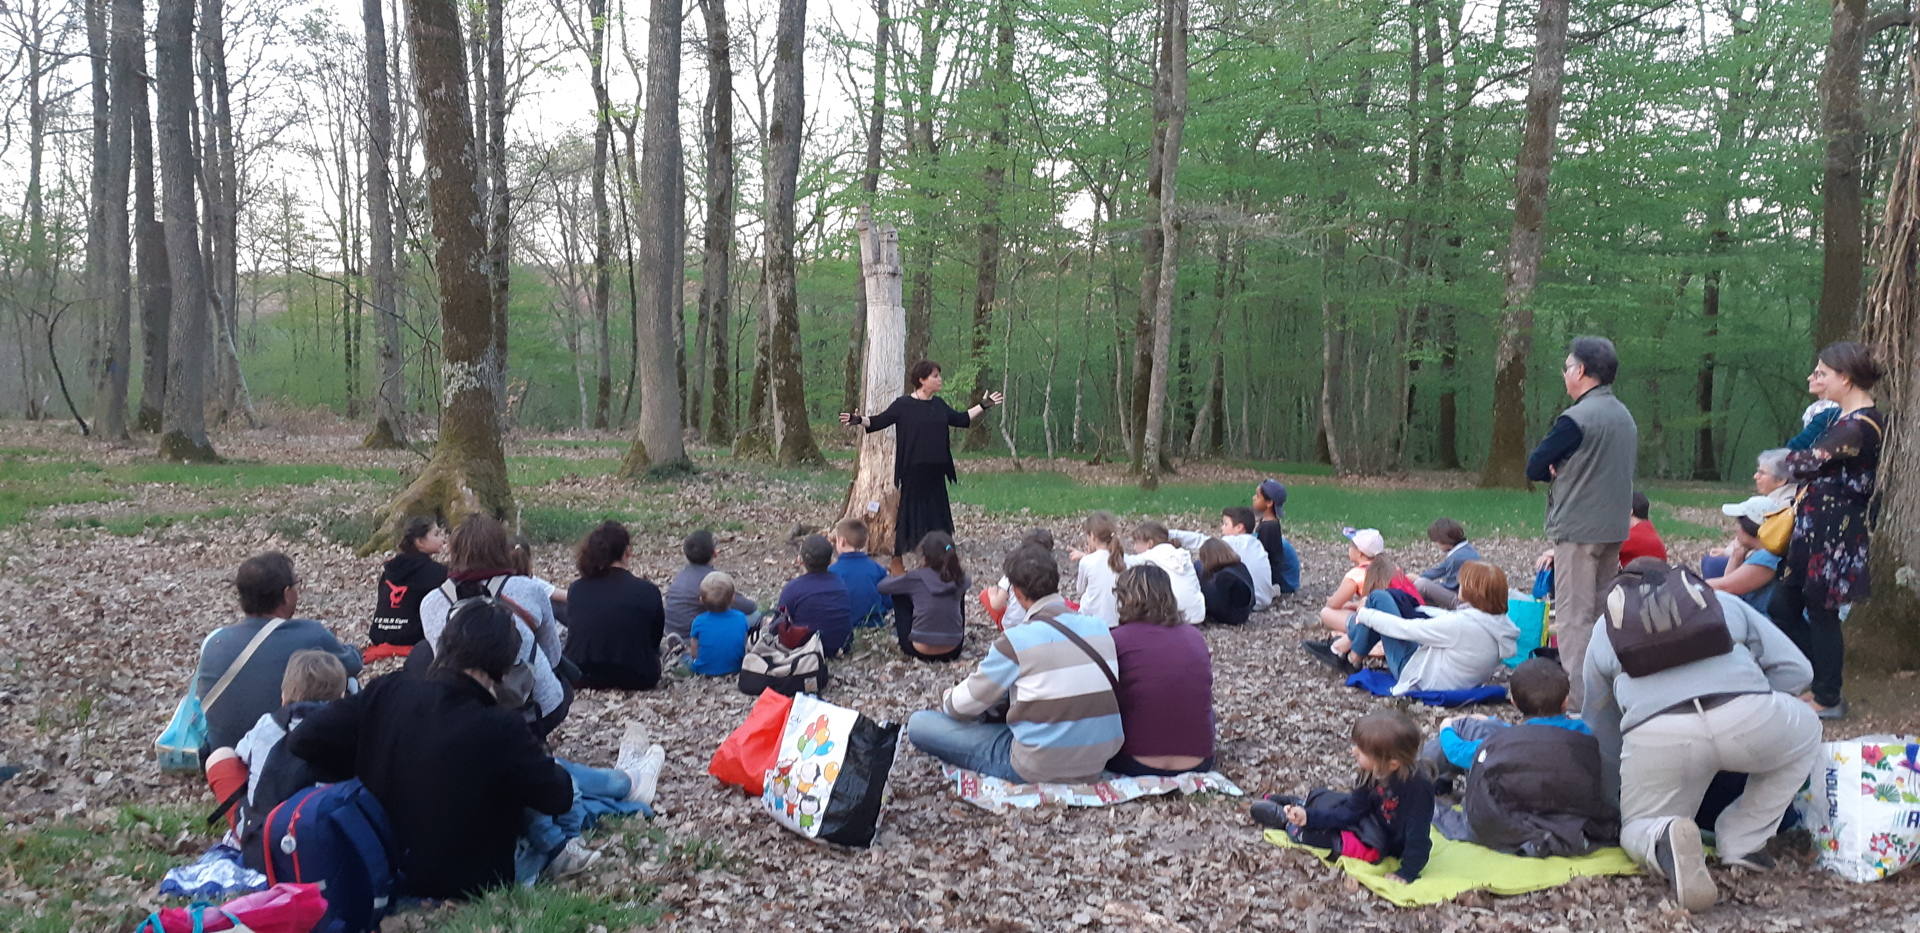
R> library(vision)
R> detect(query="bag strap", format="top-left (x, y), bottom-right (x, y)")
top-left (1037, 617), bottom-right (1119, 693)
top-left (206, 782), bottom-right (249, 827)
top-left (202, 619), bottom-right (285, 713)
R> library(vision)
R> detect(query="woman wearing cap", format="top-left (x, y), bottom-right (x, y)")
top-left (840, 361), bottom-right (1004, 560)
top-left (1707, 496), bottom-right (1782, 613)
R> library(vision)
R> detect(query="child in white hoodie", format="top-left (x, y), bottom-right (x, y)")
top-left (1125, 521), bottom-right (1206, 624)
top-left (1345, 560), bottom-right (1519, 694)
top-left (1169, 506), bottom-right (1274, 610)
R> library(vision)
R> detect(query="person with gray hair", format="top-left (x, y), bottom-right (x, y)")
top-left (1524, 336), bottom-right (1638, 712)
top-left (1752, 448), bottom-right (1796, 512)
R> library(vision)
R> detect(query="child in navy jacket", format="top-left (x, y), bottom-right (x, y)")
top-left (1251, 709), bottom-right (1435, 882)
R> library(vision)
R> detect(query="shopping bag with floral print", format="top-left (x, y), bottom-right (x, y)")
top-left (1796, 735), bottom-right (1920, 882)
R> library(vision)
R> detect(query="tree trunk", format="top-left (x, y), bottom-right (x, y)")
top-left (198, 0), bottom-right (248, 427)
top-left (134, 52), bottom-right (169, 435)
top-left (367, 0), bottom-right (515, 551)
top-left (847, 214), bottom-right (906, 553)
top-left (1818, 0), bottom-right (1869, 351)
top-left (364, 0), bottom-right (408, 448)
top-left (1139, 0), bottom-right (1187, 492)
top-left (92, 0), bottom-right (134, 440)
top-left (843, 3), bottom-right (886, 422)
top-left (700, 0), bottom-right (735, 444)
top-left (155, 0), bottom-right (217, 461)
top-left (485, 0), bottom-right (511, 418)
top-left (1480, 0), bottom-right (1570, 489)
top-left (620, 0), bottom-right (692, 476)
top-left (763, 0), bottom-right (823, 465)
top-left (588, 0), bottom-right (614, 430)
top-left (903, 0), bottom-right (946, 379)
top-left (963, 0), bottom-right (1011, 452)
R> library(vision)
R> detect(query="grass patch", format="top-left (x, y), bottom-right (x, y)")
top-left (0, 804), bottom-right (215, 933)
top-left (423, 884), bottom-right (663, 933)
top-left (0, 449), bottom-right (400, 529)
top-left (55, 506), bottom-right (247, 536)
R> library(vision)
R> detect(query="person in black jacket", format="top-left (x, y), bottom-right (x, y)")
top-left (369, 518), bottom-right (448, 652)
top-left (840, 360), bottom-right (1004, 557)
top-left (288, 598), bottom-right (575, 899)
top-left (1196, 538), bottom-right (1254, 626)
top-left (565, 522), bottom-right (668, 690)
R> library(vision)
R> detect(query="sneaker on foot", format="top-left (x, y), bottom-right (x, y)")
top-left (545, 837), bottom-right (601, 879)
top-left (625, 743), bottom-right (665, 806)
top-left (1815, 698), bottom-right (1849, 721)
top-left (1250, 800), bottom-right (1291, 830)
top-left (615, 723), bottom-right (651, 774)
top-left (1300, 639), bottom-right (1357, 675)
top-left (1261, 793), bottom-right (1304, 808)
top-left (1652, 818), bottom-right (1717, 912)
top-left (1722, 850), bottom-right (1776, 872)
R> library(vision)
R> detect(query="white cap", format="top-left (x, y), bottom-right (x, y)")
top-left (1721, 495), bottom-right (1781, 525)
top-left (1342, 527), bottom-right (1385, 558)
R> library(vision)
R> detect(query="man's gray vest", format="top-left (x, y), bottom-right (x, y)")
top-left (1545, 385), bottom-right (1636, 544)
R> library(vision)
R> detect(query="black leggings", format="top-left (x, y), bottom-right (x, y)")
top-left (1766, 581), bottom-right (1845, 707)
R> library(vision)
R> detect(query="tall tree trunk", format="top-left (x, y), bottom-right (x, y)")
top-left (589, 0), bottom-right (614, 430)
top-left (155, 0), bottom-right (217, 461)
top-left (92, 0), bottom-right (134, 440)
top-left (700, 0), bottom-right (735, 444)
top-left (1480, 0), bottom-right (1570, 488)
top-left (365, 0), bottom-right (407, 448)
top-left (368, 0), bottom-right (515, 549)
top-left (843, 0), bottom-right (886, 420)
top-left (903, 0), bottom-right (946, 378)
top-left (134, 45), bottom-right (170, 435)
top-left (621, 0), bottom-right (692, 474)
top-left (1818, 0), bottom-right (1869, 350)
top-left (1139, 0), bottom-right (1187, 491)
top-left (485, 0), bottom-right (511, 418)
top-left (198, 0), bottom-right (247, 427)
top-left (763, 0), bottom-right (823, 465)
top-left (1131, 29), bottom-right (1170, 473)
top-left (963, 0), bottom-right (1012, 452)
top-left (847, 214), bottom-right (906, 553)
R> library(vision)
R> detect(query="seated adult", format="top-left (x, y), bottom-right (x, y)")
top-left (1752, 448), bottom-right (1799, 512)
top-left (1106, 565), bottom-right (1214, 776)
top-left (415, 515), bottom-right (569, 734)
top-left (1583, 558), bottom-right (1821, 913)
top-left (1195, 538), bottom-right (1254, 626)
top-left (564, 521), bottom-right (667, 690)
top-left (289, 599), bottom-right (661, 896)
top-left (194, 552), bottom-right (363, 756)
top-left (1706, 497), bottom-right (1780, 612)
top-left (905, 547), bottom-right (1123, 784)
top-left (778, 535), bottom-right (853, 657)
top-left (1338, 561), bottom-right (1519, 693)
top-left (662, 529), bottom-right (757, 643)
top-left (1618, 491), bottom-right (1669, 567)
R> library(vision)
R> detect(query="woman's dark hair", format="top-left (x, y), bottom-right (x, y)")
top-left (908, 360), bottom-right (942, 390)
top-left (235, 552), bottom-right (297, 616)
top-left (1567, 336), bottom-right (1619, 385)
top-left (577, 520), bottom-right (631, 579)
top-left (1631, 490), bottom-right (1652, 521)
top-left (430, 598), bottom-right (520, 680)
top-left (398, 517), bottom-right (437, 554)
top-left (1114, 565), bottom-right (1180, 626)
top-left (918, 530), bottom-right (965, 584)
top-left (1196, 537), bottom-right (1242, 579)
top-left (447, 514), bottom-right (513, 574)
top-left (1004, 543), bottom-right (1059, 600)
top-left (1818, 341), bottom-right (1884, 391)
top-left (1426, 517), bottom-right (1466, 548)
top-left (682, 529), bottom-right (716, 565)
top-left (1736, 516), bottom-right (1762, 537)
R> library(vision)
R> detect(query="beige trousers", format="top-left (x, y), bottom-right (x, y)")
top-left (1552, 539), bottom-right (1620, 712)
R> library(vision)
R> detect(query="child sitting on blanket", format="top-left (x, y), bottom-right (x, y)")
top-left (1316, 561), bottom-right (1519, 692)
top-left (982, 529), bottom-right (1054, 629)
top-left (1251, 709), bottom-right (1435, 883)
top-left (1422, 657), bottom-right (1591, 781)
top-left (1414, 518), bottom-right (1481, 610)
top-left (1124, 521), bottom-right (1206, 624)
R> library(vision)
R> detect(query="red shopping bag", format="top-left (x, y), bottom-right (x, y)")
top-left (708, 688), bottom-right (796, 796)
top-left (136, 882), bottom-right (327, 933)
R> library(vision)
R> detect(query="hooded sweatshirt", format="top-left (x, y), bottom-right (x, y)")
top-left (1125, 544), bottom-right (1206, 624)
top-left (1350, 603), bottom-right (1520, 694)
top-left (877, 568), bottom-right (972, 648)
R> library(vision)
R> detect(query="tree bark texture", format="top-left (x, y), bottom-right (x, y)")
top-left (1139, 0), bottom-right (1187, 491)
top-left (1818, 0), bottom-right (1869, 351)
top-left (763, 0), bottom-right (823, 465)
top-left (621, 0), bottom-right (692, 476)
top-left (155, 0), bottom-right (217, 461)
top-left (1480, 0), bottom-right (1569, 489)
top-left (700, 0), bottom-right (735, 444)
top-left (589, 0), bottom-right (614, 430)
top-left (903, 0), bottom-right (946, 380)
top-left (963, 0), bottom-right (1011, 452)
top-left (847, 214), bottom-right (907, 554)
top-left (365, 0), bottom-right (408, 448)
top-left (134, 46), bottom-right (170, 435)
top-left (485, 0), bottom-right (511, 416)
top-left (92, 0), bottom-right (133, 439)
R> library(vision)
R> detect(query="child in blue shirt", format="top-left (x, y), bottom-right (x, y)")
top-left (829, 518), bottom-right (892, 628)
top-left (1424, 657), bottom-right (1591, 779)
top-left (687, 572), bottom-right (752, 676)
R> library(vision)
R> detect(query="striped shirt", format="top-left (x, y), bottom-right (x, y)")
top-left (941, 595), bottom-right (1124, 783)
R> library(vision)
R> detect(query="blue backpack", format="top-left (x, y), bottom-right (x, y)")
top-left (250, 779), bottom-right (399, 933)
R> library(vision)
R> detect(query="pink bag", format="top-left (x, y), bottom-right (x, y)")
top-left (135, 882), bottom-right (328, 933)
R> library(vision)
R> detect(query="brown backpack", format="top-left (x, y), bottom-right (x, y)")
top-left (1602, 558), bottom-right (1734, 677)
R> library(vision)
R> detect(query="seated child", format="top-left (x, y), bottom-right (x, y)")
top-left (983, 529), bottom-right (1053, 629)
top-left (1196, 538), bottom-right (1254, 625)
top-left (1325, 560), bottom-right (1519, 693)
top-left (204, 649), bottom-right (347, 836)
top-left (1618, 491), bottom-right (1669, 567)
top-left (829, 519), bottom-right (892, 629)
top-left (879, 531), bottom-right (972, 661)
top-left (1251, 709), bottom-right (1435, 883)
top-left (1317, 527), bottom-right (1421, 634)
top-left (1170, 508), bottom-right (1273, 611)
top-left (369, 517), bottom-right (447, 656)
top-left (665, 529), bottom-right (759, 643)
top-left (1414, 518), bottom-right (1481, 610)
top-left (687, 572), bottom-right (753, 676)
top-left (1433, 659), bottom-right (1617, 857)
top-left (1067, 512), bottom-right (1125, 625)
top-left (1253, 479), bottom-right (1301, 595)
top-left (778, 535), bottom-right (854, 657)
top-left (1124, 521), bottom-right (1205, 624)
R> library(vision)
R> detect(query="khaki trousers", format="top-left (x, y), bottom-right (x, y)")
top-left (1553, 539), bottom-right (1619, 712)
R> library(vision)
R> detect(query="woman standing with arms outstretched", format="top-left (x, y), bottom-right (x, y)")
top-left (1768, 342), bottom-right (1886, 721)
top-left (840, 361), bottom-right (1004, 557)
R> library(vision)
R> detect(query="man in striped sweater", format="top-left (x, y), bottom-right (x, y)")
top-left (905, 547), bottom-right (1124, 784)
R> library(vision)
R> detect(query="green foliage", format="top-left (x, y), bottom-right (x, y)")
top-left (0, 805), bottom-right (215, 933)
top-left (423, 885), bottom-right (663, 933)
top-left (0, 448), bottom-right (400, 529)
top-left (54, 507), bottom-right (248, 536)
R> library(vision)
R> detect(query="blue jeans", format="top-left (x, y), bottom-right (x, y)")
top-left (515, 759), bottom-right (633, 884)
top-left (907, 710), bottom-right (1023, 783)
top-left (1346, 591), bottom-right (1419, 678)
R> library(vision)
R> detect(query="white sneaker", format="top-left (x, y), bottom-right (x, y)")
top-left (625, 744), bottom-right (666, 806)
top-left (615, 723), bottom-right (651, 774)
top-left (545, 837), bottom-right (601, 879)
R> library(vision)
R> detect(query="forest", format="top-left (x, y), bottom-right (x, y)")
top-left (4, 0), bottom-right (1913, 482)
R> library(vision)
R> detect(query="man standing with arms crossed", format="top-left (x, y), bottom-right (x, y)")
top-left (1527, 336), bottom-right (1637, 711)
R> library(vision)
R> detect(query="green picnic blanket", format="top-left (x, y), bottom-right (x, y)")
top-left (1264, 826), bottom-right (1639, 906)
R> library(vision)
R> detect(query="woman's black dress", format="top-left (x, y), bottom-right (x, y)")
top-left (862, 395), bottom-right (972, 555)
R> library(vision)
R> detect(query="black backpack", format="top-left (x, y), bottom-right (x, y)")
top-left (208, 705), bottom-right (322, 842)
top-left (1602, 559), bottom-right (1734, 677)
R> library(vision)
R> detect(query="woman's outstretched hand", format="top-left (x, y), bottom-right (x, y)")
top-left (839, 411), bottom-right (861, 427)
top-left (986, 391), bottom-right (1006, 408)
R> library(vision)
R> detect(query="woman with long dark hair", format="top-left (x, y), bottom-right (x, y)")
top-left (840, 361), bottom-right (1004, 557)
top-left (1768, 341), bottom-right (1886, 720)
top-left (564, 521), bottom-right (668, 690)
